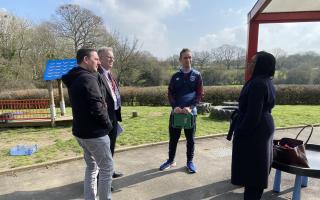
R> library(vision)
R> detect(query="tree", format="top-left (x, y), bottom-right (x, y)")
top-left (135, 51), bottom-right (170, 86)
top-left (53, 4), bottom-right (105, 52)
top-left (286, 67), bottom-right (312, 84)
top-left (271, 48), bottom-right (287, 70)
top-left (112, 34), bottom-right (141, 86)
top-left (27, 22), bottom-right (62, 81)
top-left (0, 12), bottom-right (31, 61)
top-left (312, 69), bottom-right (320, 84)
top-left (193, 51), bottom-right (211, 68)
top-left (211, 44), bottom-right (239, 69)
top-left (166, 54), bottom-right (180, 68)
top-left (234, 47), bottom-right (245, 69)
top-left (0, 12), bottom-right (35, 89)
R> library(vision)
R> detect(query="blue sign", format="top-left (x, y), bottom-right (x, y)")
top-left (43, 58), bottom-right (77, 81)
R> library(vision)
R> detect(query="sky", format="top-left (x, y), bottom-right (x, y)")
top-left (1, 0), bottom-right (320, 59)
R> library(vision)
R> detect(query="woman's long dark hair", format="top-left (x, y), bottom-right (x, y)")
top-left (252, 51), bottom-right (276, 78)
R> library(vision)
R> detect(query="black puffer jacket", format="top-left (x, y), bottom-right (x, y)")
top-left (62, 67), bottom-right (113, 139)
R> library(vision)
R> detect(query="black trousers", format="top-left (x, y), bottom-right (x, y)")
top-left (244, 187), bottom-right (264, 200)
top-left (168, 115), bottom-right (196, 162)
top-left (108, 119), bottom-right (118, 156)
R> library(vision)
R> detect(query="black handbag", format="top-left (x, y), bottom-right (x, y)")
top-left (273, 125), bottom-right (313, 168)
top-left (226, 109), bottom-right (239, 141)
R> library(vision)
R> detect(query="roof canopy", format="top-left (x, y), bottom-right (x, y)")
top-left (249, 0), bottom-right (320, 23)
top-left (263, 0), bottom-right (320, 13)
top-left (245, 0), bottom-right (320, 80)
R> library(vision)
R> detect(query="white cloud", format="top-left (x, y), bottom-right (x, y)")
top-left (0, 8), bottom-right (8, 12)
top-left (74, 0), bottom-right (190, 58)
top-left (219, 8), bottom-right (246, 16)
top-left (259, 22), bottom-right (320, 54)
top-left (117, 0), bottom-right (190, 17)
top-left (196, 25), bottom-right (247, 51)
top-left (196, 22), bottom-right (320, 55)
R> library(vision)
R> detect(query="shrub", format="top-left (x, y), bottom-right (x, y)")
top-left (276, 85), bottom-right (320, 105)
top-left (1, 85), bottom-right (320, 106)
top-left (203, 86), bottom-right (241, 105)
top-left (120, 86), bottom-right (168, 106)
top-left (134, 86), bottom-right (168, 106)
top-left (0, 88), bottom-right (70, 105)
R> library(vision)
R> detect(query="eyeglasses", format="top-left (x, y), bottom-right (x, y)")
top-left (106, 56), bottom-right (114, 60)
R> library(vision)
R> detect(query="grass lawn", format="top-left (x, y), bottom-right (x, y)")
top-left (0, 105), bottom-right (319, 170)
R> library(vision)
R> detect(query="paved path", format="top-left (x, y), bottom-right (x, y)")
top-left (0, 127), bottom-right (319, 200)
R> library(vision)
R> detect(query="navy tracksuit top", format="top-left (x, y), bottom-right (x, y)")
top-left (168, 68), bottom-right (204, 114)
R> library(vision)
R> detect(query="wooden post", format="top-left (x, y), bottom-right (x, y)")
top-left (132, 111), bottom-right (138, 118)
top-left (58, 79), bottom-right (65, 116)
top-left (48, 81), bottom-right (56, 127)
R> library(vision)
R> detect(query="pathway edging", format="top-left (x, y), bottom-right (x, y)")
top-left (0, 124), bottom-right (318, 175)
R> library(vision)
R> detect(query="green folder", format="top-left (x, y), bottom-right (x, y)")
top-left (172, 113), bottom-right (194, 129)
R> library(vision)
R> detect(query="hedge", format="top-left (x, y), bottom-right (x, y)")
top-left (1, 85), bottom-right (320, 106)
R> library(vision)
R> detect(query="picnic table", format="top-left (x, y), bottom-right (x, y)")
top-left (272, 143), bottom-right (320, 200)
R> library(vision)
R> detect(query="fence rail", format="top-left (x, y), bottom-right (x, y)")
top-left (0, 99), bottom-right (51, 122)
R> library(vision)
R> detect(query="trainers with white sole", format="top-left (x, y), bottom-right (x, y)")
top-left (159, 160), bottom-right (176, 170)
top-left (186, 161), bottom-right (197, 173)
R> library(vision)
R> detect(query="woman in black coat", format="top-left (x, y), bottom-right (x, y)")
top-left (231, 51), bottom-right (276, 200)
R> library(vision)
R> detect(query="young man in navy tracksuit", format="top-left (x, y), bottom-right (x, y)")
top-left (160, 48), bottom-right (204, 173)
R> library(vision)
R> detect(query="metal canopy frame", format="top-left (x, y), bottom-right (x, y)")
top-left (246, 0), bottom-right (320, 80)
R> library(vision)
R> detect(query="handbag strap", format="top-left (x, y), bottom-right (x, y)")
top-left (295, 124), bottom-right (314, 144)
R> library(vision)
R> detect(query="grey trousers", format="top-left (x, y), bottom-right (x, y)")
top-left (76, 135), bottom-right (114, 200)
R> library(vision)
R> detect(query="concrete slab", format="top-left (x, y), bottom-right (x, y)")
top-left (0, 127), bottom-right (319, 200)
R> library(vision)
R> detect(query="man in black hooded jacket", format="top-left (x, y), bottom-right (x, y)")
top-left (62, 48), bottom-right (114, 200)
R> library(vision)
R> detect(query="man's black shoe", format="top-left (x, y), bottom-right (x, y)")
top-left (111, 186), bottom-right (114, 192)
top-left (112, 172), bottom-right (123, 178)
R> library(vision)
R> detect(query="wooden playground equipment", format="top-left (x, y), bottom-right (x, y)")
top-left (0, 59), bottom-right (76, 127)
top-left (0, 81), bottom-right (67, 127)
top-left (0, 99), bottom-right (51, 122)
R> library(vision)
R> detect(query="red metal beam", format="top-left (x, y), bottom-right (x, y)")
top-left (246, 0), bottom-right (320, 81)
top-left (245, 21), bottom-right (259, 81)
top-left (255, 11), bottom-right (320, 23)
top-left (248, 0), bottom-right (271, 22)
